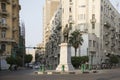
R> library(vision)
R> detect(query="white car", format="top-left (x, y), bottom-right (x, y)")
top-left (33, 65), bottom-right (40, 69)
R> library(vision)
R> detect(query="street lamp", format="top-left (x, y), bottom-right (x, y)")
top-left (90, 14), bottom-right (96, 33)
top-left (0, 49), bottom-right (3, 70)
top-left (0, 55), bottom-right (1, 70)
top-left (68, 15), bottom-right (74, 30)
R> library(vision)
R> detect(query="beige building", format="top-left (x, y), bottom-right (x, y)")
top-left (0, 0), bottom-right (21, 69)
top-left (61, 0), bottom-right (120, 65)
top-left (43, 0), bottom-right (120, 68)
top-left (43, 0), bottom-right (60, 46)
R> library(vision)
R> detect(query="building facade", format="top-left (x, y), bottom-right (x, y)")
top-left (43, 0), bottom-right (61, 69)
top-left (43, 0), bottom-right (120, 68)
top-left (0, 0), bottom-right (21, 69)
top-left (43, 0), bottom-right (60, 47)
top-left (61, 0), bottom-right (120, 65)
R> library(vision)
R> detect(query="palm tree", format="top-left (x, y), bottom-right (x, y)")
top-left (69, 30), bottom-right (83, 56)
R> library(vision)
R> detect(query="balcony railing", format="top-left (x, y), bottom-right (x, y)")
top-left (12, 2), bottom-right (16, 7)
top-left (110, 27), bottom-right (115, 31)
top-left (88, 47), bottom-right (96, 52)
top-left (111, 43), bottom-right (115, 47)
top-left (104, 22), bottom-right (110, 28)
top-left (105, 41), bottom-right (109, 45)
top-left (0, 0), bottom-right (10, 4)
top-left (111, 35), bottom-right (115, 39)
top-left (0, 9), bottom-right (9, 16)
top-left (0, 38), bottom-right (16, 43)
top-left (104, 32), bottom-right (109, 36)
top-left (12, 15), bottom-right (17, 20)
top-left (0, 24), bottom-right (9, 29)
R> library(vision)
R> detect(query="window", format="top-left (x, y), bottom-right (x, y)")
top-left (1, 30), bottom-right (6, 38)
top-left (1, 3), bottom-right (6, 11)
top-left (1, 44), bottom-right (6, 51)
top-left (1, 18), bottom-right (6, 24)
top-left (101, 6), bottom-right (103, 12)
top-left (89, 40), bottom-right (92, 47)
top-left (79, 5), bottom-right (86, 8)
top-left (62, 8), bottom-right (64, 13)
top-left (69, 15), bottom-right (72, 20)
top-left (69, 7), bottom-right (72, 12)
top-left (91, 14), bottom-right (96, 29)
top-left (70, 0), bottom-right (72, 2)
top-left (93, 41), bottom-right (96, 47)
top-left (78, 14), bottom-right (85, 20)
top-left (78, 24), bottom-right (86, 31)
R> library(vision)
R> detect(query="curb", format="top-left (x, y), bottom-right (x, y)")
top-left (35, 70), bottom-right (98, 75)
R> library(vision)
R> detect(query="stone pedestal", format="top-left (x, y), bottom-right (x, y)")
top-left (56, 43), bottom-right (74, 71)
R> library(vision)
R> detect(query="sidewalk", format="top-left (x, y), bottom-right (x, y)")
top-left (35, 67), bottom-right (120, 75)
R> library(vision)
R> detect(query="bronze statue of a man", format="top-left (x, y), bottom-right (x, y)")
top-left (63, 24), bottom-right (69, 43)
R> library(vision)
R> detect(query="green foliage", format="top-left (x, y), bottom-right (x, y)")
top-left (81, 56), bottom-right (89, 62)
top-left (109, 55), bottom-right (119, 64)
top-left (6, 56), bottom-right (23, 66)
top-left (6, 56), bottom-right (16, 65)
top-left (71, 57), bottom-right (81, 68)
top-left (71, 56), bottom-right (89, 68)
top-left (24, 54), bottom-right (33, 63)
top-left (15, 56), bottom-right (23, 66)
top-left (69, 30), bottom-right (83, 56)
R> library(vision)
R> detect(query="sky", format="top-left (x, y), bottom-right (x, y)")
top-left (19, 0), bottom-right (45, 47)
top-left (19, 0), bottom-right (120, 47)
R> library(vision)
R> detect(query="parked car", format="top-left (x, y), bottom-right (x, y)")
top-left (28, 63), bottom-right (33, 68)
top-left (33, 64), bottom-right (40, 69)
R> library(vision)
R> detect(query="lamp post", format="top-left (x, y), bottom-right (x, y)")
top-left (0, 49), bottom-right (3, 70)
top-left (90, 14), bottom-right (96, 33)
top-left (89, 14), bottom-right (96, 69)
top-left (0, 55), bottom-right (1, 70)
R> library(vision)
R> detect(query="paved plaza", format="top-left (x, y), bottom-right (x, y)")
top-left (0, 68), bottom-right (120, 80)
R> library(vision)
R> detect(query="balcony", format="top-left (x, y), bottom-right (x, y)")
top-left (12, 15), bottom-right (17, 20)
top-left (0, 38), bottom-right (16, 43)
top-left (19, 5), bottom-right (21, 10)
top-left (104, 22), bottom-right (110, 28)
top-left (0, 0), bottom-right (10, 4)
top-left (105, 41), bottom-right (109, 45)
top-left (104, 32), bottom-right (109, 36)
top-left (12, 27), bottom-right (18, 31)
top-left (88, 47), bottom-right (96, 52)
top-left (110, 27), bottom-right (115, 31)
top-left (111, 35), bottom-right (115, 39)
top-left (111, 43), bottom-right (115, 47)
top-left (0, 24), bottom-right (9, 29)
top-left (0, 9), bottom-right (9, 16)
top-left (12, 2), bottom-right (16, 7)
top-left (118, 45), bottom-right (120, 49)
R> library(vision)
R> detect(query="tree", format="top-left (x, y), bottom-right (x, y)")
top-left (71, 56), bottom-right (89, 68)
top-left (109, 55), bottom-right (119, 64)
top-left (15, 56), bottom-right (23, 67)
top-left (6, 56), bottom-right (16, 70)
top-left (24, 54), bottom-right (33, 64)
top-left (69, 30), bottom-right (83, 56)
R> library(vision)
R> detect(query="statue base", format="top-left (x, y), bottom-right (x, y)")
top-left (56, 43), bottom-right (74, 71)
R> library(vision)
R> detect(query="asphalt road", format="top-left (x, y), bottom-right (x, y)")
top-left (0, 68), bottom-right (120, 80)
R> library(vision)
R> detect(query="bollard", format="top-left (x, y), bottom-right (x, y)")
top-left (39, 65), bottom-right (42, 71)
top-left (62, 65), bottom-right (65, 72)
top-left (42, 64), bottom-right (45, 72)
top-left (84, 64), bottom-right (86, 71)
top-left (89, 64), bottom-right (91, 70)
top-left (81, 64), bottom-right (84, 73)
top-left (49, 65), bottom-right (52, 70)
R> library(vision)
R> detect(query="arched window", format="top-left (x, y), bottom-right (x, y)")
top-left (1, 3), bottom-right (6, 11)
top-left (1, 44), bottom-right (6, 51)
top-left (1, 30), bottom-right (6, 38)
top-left (1, 18), bottom-right (6, 24)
